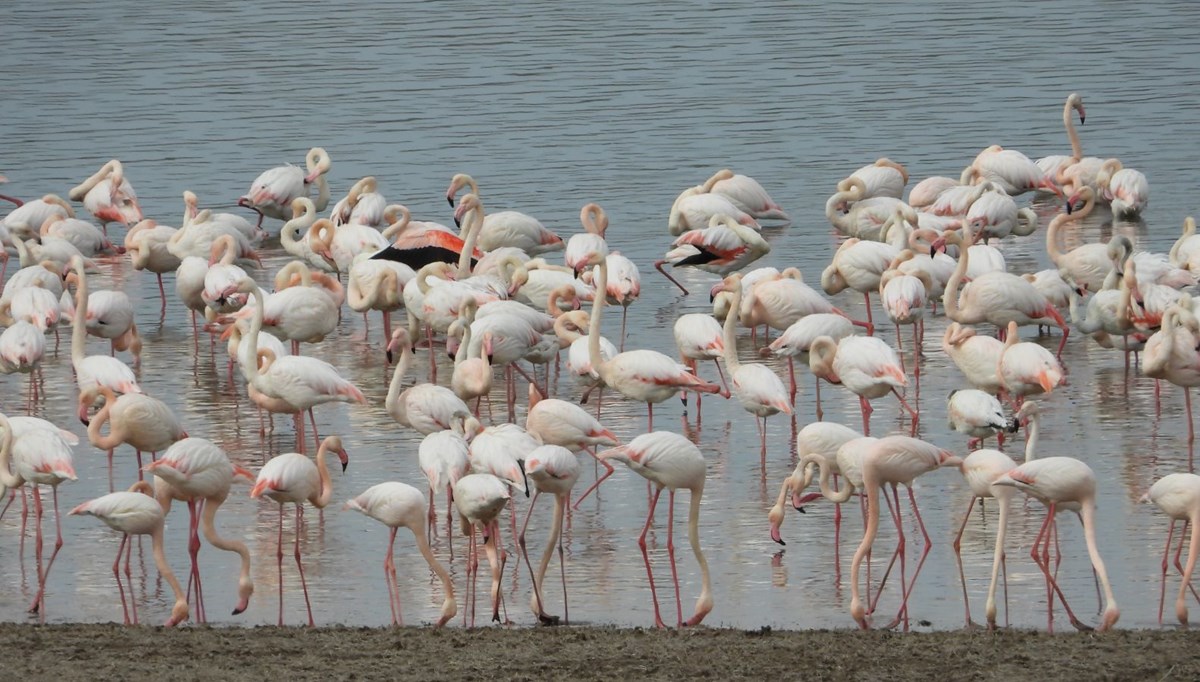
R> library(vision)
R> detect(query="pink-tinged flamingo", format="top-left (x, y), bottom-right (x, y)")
top-left (763, 313), bottom-right (857, 410)
top-left (65, 256), bottom-right (141, 425)
top-left (844, 158), bottom-right (909, 199)
top-left (234, 277), bottom-right (366, 453)
top-left (655, 213), bottom-right (770, 295)
top-left (0, 320), bottom-right (46, 406)
top-left (1143, 303), bottom-right (1200, 443)
top-left (952, 400), bottom-right (1039, 629)
top-left (87, 386), bottom-right (187, 482)
top-left (417, 424), bottom-right (473, 543)
top-left (906, 176), bottom-right (958, 208)
top-left (808, 335), bottom-right (915, 435)
top-left (519, 444), bottom-right (580, 624)
top-left (941, 322), bottom-right (1006, 395)
top-left (598, 431), bottom-right (712, 627)
top-left (667, 181), bottom-right (760, 236)
top-left (250, 435), bottom-right (349, 627)
top-left (345, 482), bottom-right (457, 627)
top-left (124, 219), bottom-right (181, 307)
top-left (453, 472), bottom-right (514, 626)
top-left (1141, 473), bottom-right (1200, 626)
top-left (713, 274), bottom-right (792, 455)
top-left (329, 176), bottom-right (388, 228)
top-left (525, 385), bottom-right (618, 509)
top-left (1, 194), bottom-right (73, 243)
top-left (68, 159), bottom-right (143, 229)
top-left (0, 414), bottom-right (76, 617)
top-left (706, 168), bottom-right (790, 221)
top-left (1096, 158), bottom-right (1149, 218)
top-left (848, 436), bottom-right (961, 630)
top-left (939, 226), bottom-right (1070, 355)
top-left (445, 174), bottom-right (563, 254)
top-left (992, 457), bottom-right (1120, 632)
top-left (584, 244), bottom-right (725, 430)
top-left (386, 328), bottom-right (473, 434)
top-left (673, 313), bottom-right (730, 414)
top-left (143, 437), bottom-right (255, 623)
top-left (767, 421), bottom-right (863, 546)
top-left (967, 145), bottom-right (1061, 196)
top-left (238, 147), bottom-right (332, 226)
top-left (997, 321), bottom-right (1065, 408)
top-left (69, 481), bottom-right (188, 627)
top-left (565, 202), bottom-right (609, 274)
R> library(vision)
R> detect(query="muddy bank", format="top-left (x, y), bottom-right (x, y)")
top-left (3, 624), bottom-right (1198, 681)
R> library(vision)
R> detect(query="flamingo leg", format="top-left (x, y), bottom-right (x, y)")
top-left (887, 485), bottom-right (932, 630)
top-left (1172, 520), bottom-right (1200, 608)
top-left (29, 487), bottom-right (64, 617)
top-left (519, 490), bottom-right (551, 623)
top-left (276, 504), bottom-right (285, 626)
top-left (1031, 504), bottom-right (1093, 632)
top-left (114, 534), bottom-right (131, 625)
top-left (384, 526), bottom-right (401, 626)
top-left (1160, 519), bottom-right (1176, 625)
top-left (654, 260), bottom-right (689, 295)
top-left (859, 396), bottom-right (872, 436)
top-left (573, 446), bottom-right (615, 510)
top-left (952, 496), bottom-right (978, 628)
top-left (483, 520), bottom-right (503, 623)
top-left (30, 486), bottom-right (44, 618)
top-left (638, 487), bottom-right (667, 628)
top-left (295, 505), bottom-right (314, 627)
top-left (666, 489), bottom-right (683, 627)
top-left (124, 536), bottom-right (136, 625)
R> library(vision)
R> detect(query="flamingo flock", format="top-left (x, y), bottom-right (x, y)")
top-left (0, 91), bottom-right (1194, 636)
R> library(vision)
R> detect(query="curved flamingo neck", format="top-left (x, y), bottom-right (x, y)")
top-left (587, 258), bottom-right (609, 378)
top-left (87, 390), bottom-right (121, 450)
top-left (385, 336), bottom-right (415, 417)
top-left (70, 261), bottom-right (89, 366)
top-left (686, 483), bottom-right (712, 625)
top-left (721, 281), bottom-right (742, 373)
top-left (1064, 97), bottom-right (1084, 160)
top-left (150, 523), bottom-right (189, 625)
top-left (412, 520), bottom-right (456, 626)
top-left (942, 235), bottom-right (969, 321)
top-left (200, 497), bottom-right (253, 611)
top-left (312, 441), bottom-right (336, 509)
top-left (849, 460), bottom-right (883, 625)
top-left (1023, 413), bottom-right (1039, 463)
top-left (801, 453), bottom-right (853, 503)
top-left (457, 200), bottom-right (483, 278)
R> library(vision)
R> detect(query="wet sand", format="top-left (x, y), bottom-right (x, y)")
top-left (4, 624), bottom-right (1198, 681)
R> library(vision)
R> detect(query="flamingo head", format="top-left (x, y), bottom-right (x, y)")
top-left (232, 575), bottom-right (254, 616)
top-left (385, 327), bottom-right (411, 364)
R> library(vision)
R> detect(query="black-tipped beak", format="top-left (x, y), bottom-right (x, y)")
top-left (774, 537), bottom-right (786, 546)
top-left (232, 606), bottom-right (246, 616)
top-left (1006, 417), bottom-right (1020, 433)
top-left (1065, 200), bottom-right (1074, 215)
top-left (80, 417), bottom-right (90, 427)
top-left (454, 215), bottom-right (462, 228)
top-left (386, 349), bottom-right (394, 364)
top-left (341, 461), bottom-right (349, 473)
top-left (794, 505), bottom-right (807, 514)
top-left (447, 196), bottom-right (455, 208)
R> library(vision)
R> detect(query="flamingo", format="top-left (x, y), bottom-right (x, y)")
top-left (997, 321), bottom-right (1065, 407)
top-left (0, 414), bottom-right (77, 617)
top-left (168, 206), bottom-right (261, 264)
top-left (385, 328), bottom-right (473, 434)
top-left (69, 482), bottom-right (188, 626)
top-left (583, 244), bottom-right (725, 430)
top-left (1141, 473), bottom-right (1200, 626)
top-left (523, 384), bottom-right (618, 509)
top-left (847, 436), bottom-right (961, 630)
top-left (808, 334), bottom-right (915, 435)
top-left (345, 482), bottom-right (457, 627)
top-left (767, 421), bottom-right (863, 546)
top-left (952, 400), bottom-right (1040, 629)
top-left (201, 234), bottom-right (253, 314)
top-left (966, 145), bottom-right (1060, 196)
top-left (713, 274), bottom-right (792, 454)
top-left (879, 256), bottom-right (930, 370)
top-left (964, 189), bottom-right (1037, 244)
top-left (67, 159), bottom-right (143, 228)
top-left (941, 322), bottom-right (1006, 394)
top-left (763, 312), bottom-right (857, 409)
top-left (453, 472), bottom-right (514, 626)
top-left (233, 276), bottom-right (366, 453)
top-left (939, 226), bottom-right (1070, 354)
top-left (1, 194), bottom-right (74, 243)
top-left (417, 425), bottom-right (473, 541)
top-left (823, 177), bottom-right (903, 240)
top-left (1143, 303), bottom-right (1200, 442)
top-left (673, 313), bottom-right (730, 413)
top-left (65, 256), bottom-right (141, 425)
top-left (124, 219), bottom-right (181, 306)
top-left (519, 444), bottom-right (580, 624)
top-left (451, 322), bottom-right (494, 415)
top-left (309, 217), bottom-right (390, 274)
top-left (330, 176), bottom-right (388, 228)
top-left (1169, 217), bottom-right (1200, 276)
top-left (39, 215), bottom-right (119, 256)
top-left (820, 212), bottom-right (911, 328)
top-left (142, 438), bottom-right (255, 623)
top-left (907, 176), bottom-right (959, 208)
top-left (182, 190), bottom-right (267, 246)
top-left (0, 320), bottom-right (46, 405)
top-left (993, 457), bottom-right (1120, 632)
top-left (238, 147), bottom-right (332, 226)
top-left (251, 435), bottom-right (349, 627)
top-left (597, 431), bottom-right (713, 627)
top-left (87, 386), bottom-right (186, 481)
top-left (1038, 93), bottom-right (1096, 189)
top-left (947, 389), bottom-right (1015, 449)
top-left (843, 158), bottom-right (909, 199)
top-left (347, 252), bottom-right (413, 345)
top-left (1045, 187), bottom-right (1114, 292)
top-left (706, 168), bottom-right (790, 221)
top-left (667, 182), bottom-right (759, 236)
top-left (1096, 158), bottom-right (1149, 218)
top-left (655, 213), bottom-right (770, 295)
top-left (565, 202), bottom-right (610, 274)
top-left (743, 267), bottom-right (872, 340)
top-left (444, 174), bottom-right (563, 254)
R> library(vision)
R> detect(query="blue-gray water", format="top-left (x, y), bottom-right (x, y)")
top-left (1, 0), bottom-right (1199, 630)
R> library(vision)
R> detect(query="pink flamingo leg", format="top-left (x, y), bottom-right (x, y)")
top-left (654, 260), bottom-right (689, 295)
top-left (124, 536), bottom-right (137, 625)
top-left (30, 486), bottom-right (44, 617)
top-left (384, 526), bottom-right (401, 625)
top-left (1031, 504), bottom-right (1093, 631)
top-left (666, 489), bottom-right (683, 627)
top-left (29, 487), bottom-right (65, 616)
top-left (952, 496), bottom-right (979, 628)
top-left (887, 485), bottom-right (933, 630)
top-left (276, 504), bottom-right (286, 626)
top-left (1159, 519), bottom-right (1176, 624)
top-left (294, 505), bottom-right (315, 627)
top-left (638, 487), bottom-right (667, 628)
top-left (573, 447), bottom-right (615, 510)
top-left (113, 534), bottom-right (131, 624)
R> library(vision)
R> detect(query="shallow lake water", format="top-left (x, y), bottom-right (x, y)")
top-left (2, 0), bottom-right (1200, 630)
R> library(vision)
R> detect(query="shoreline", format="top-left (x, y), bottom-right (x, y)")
top-left (4, 623), bottom-right (1198, 680)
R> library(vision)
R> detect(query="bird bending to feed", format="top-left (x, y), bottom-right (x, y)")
top-left (598, 431), bottom-right (712, 628)
top-left (69, 481), bottom-right (189, 627)
top-left (345, 482), bottom-right (457, 627)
